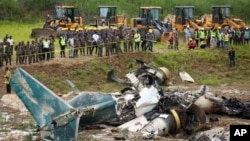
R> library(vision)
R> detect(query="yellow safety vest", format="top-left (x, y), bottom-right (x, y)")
top-left (60, 37), bottom-right (66, 46)
top-left (4, 70), bottom-right (11, 84)
top-left (211, 30), bottom-right (216, 38)
top-left (199, 31), bottom-right (206, 39)
top-left (224, 34), bottom-right (229, 41)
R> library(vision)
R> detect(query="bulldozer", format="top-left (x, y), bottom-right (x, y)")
top-left (203, 5), bottom-right (246, 29)
top-left (88, 6), bottom-right (127, 30)
top-left (31, 5), bottom-right (84, 38)
top-left (130, 6), bottom-right (171, 42)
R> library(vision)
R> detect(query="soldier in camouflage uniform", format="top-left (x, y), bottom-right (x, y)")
top-left (49, 38), bottom-right (55, 59)
top-left (4, 42), bottom-right (12, 66)
top-left (140, 29), bottom-right (147, 51)
top-left (105, 34), bottom-right (112, 56)
top-left (79, 34), bottom-right (86, 56)
top-left (25, 41), bottom-right (32, 64)
top-left (20, 41), bottom-right (25, 64)
top-left (173, 28), bottom-right (179, 50)
top-left (145, 29), bottom-right (154, 52)
top-left (74, 35), bottom-right (80, 57)
top-left (86, 32), bottom-right (93, 56)
top-left (128, 30), bottom-right (134, 52)
top-left (34, 38), bottom-right (40, 62)
top-left (15, 42), bottom-right (23, 65)
top-left (0, 42), bottom-right (4, 67)
top-left (38, 38), bottom-right (44, 61)
top-left (22, 41), bottom-right (29, 64)
top-left (110, 33), bottom-right (116, 54)
top-left (123, 30), bottom-right (129, 53)
top-left (97, 37), bottom-right (104, 57)
top-left (30, 40), bottom-right (36, 64)
top-left (115, 32), bottom-right (122, 54)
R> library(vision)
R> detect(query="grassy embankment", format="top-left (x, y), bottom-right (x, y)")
top-left (0, 21), bottom-right (250, 93)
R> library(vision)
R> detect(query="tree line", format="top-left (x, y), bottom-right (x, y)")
top-left (0, 0), bottom-right (249, 24)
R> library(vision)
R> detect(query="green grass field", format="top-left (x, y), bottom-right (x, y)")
top-left (0, 21), bottom-right (43, 42)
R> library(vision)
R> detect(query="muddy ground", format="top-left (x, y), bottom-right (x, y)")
top-left (0, 51), bottom-right (249, 141)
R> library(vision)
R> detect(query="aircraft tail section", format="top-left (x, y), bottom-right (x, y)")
top-left (10, 67), bottom-right (79, 141)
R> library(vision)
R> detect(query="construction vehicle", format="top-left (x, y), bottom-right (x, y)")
top-left (165, 6), bottom-right (206, 32)
top-left (203, 5), bottom-right (246, 29)
top-left (130, 6), bottom-right (171, 42)
top-left (31, 5), bottom-right (83, 38)
top-left (88, 6), bottom-right (127, 30)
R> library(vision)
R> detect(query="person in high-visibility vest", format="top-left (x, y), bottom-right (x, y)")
top-left (199, 27), bottom-right (206, 47)
top-left (223, 31), bottom-right (230, 49)
top-left (59, 35), bottom-right (67, 57)
top-left (210, 27), bottom-right (217, 48)
top-left (216, 27), bottom-right (223, 48)
top-left (4, 67), bottom-right (11, 94)
top-left (134, 30), bottom-right (141, 51)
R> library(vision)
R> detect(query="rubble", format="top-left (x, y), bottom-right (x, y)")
top-left (7, 60), bottom-right (250, 141)
top-left (1, 94), bottom-right (28, 113)
top-left (0, 98), bottom-right (37, 141)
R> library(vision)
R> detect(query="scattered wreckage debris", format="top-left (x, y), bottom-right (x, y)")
top-left (9, 60), bottom-right (250, 141)
top-left (179, 71), bottom-right (195, 83)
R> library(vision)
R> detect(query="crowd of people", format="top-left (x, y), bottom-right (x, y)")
top-left (1, 25), bottom-right (247, 68)
top-left (0, 28), bottom-right (156, 67)
top-left (182, 26), bottom-right (250, 49)
top-left (166, 25), bottom-right (246, 67)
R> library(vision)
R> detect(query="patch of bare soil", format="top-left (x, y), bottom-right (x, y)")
top-left (0, 51), bottom-right (249, 140)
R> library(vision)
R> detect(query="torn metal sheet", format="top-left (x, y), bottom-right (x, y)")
top-left (135, 86), bottom-right (160, 116)
top-left (107, 69), bottom-right (130, 84)
top-left (179, 71), bottom-right (195, 83)
top-left (140, 114), bottom-right (176, 138)
top-left (119, 115), bottom-right (149, 132)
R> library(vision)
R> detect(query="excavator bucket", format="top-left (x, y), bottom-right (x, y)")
top-left (30, 28), bottom-right (56, 38)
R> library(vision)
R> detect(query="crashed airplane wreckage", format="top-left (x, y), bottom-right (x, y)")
top-left (10, 60), bottom-right (250, 141)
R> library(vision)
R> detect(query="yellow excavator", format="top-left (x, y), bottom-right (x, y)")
top-left (31, 5), bottom-right (84, 38)
top-left (87, 6), bottom-right (127, 30)
top-left (203, 5), bottom-right (246, 29)
top-left (130, 6), bottom-right (171, 42)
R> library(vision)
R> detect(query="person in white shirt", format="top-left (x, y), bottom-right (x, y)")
top-left (67, 35), bottom-right (74, 58)
top-left (6, 36), bottom-right (14, 55)
top-left (91, 31), bottom-right (100, 55)
top-left (42, 38), bottom-right (50, 60)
